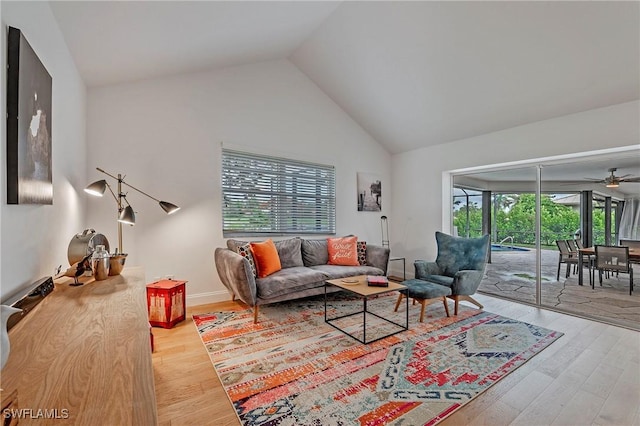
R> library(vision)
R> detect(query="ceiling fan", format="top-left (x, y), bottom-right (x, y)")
top-left (585, 168), bottom-right (640, 188)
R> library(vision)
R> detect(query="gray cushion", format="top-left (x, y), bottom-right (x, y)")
top-left (226, 239), bottom-right (249, 252)
top-left (274, 238), bottom-right (303, 268)
top-left (309, 264), bottom-right (384, 279)
top-left (402, 279), bottom-right (452, 299)
top-left (256, 266), bottom-right (327, 299)
top-left (227, 238), bottom-right (304, 269)
top-left (301, 239), bottom-right (329, 266)
top-left (420, 274), bottom-right (454, 287)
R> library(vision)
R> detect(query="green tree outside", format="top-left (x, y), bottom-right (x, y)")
top-left (453, 193), bottom-right (610, 248)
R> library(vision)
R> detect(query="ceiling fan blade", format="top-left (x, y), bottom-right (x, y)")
top-left (620, 176), bottom-right (640, 183)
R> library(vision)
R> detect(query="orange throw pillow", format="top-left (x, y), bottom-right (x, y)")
top-left (327, 236), bottom-right (359, 266)
top-left (250, 239), bottom-right (282, 278)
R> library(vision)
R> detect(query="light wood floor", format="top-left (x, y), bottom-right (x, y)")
top-left (152, 294), bottom-right (640, 426)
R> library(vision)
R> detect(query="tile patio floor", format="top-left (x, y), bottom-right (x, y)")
top-left (479, 248), bottom-right (640, 330)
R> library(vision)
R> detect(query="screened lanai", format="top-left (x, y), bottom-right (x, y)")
top-left (451, 150), bottom-right (640, 330)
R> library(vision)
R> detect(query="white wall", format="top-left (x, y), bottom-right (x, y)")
top-left (0, 2), bottom-right (87, 301)
top-left (87, 59), bottom-right (391, 305)
top-left (391, 101), bottom-right (640, 272)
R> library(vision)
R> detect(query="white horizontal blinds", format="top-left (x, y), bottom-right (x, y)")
top-left (222, 149), bottom-right (336, 235)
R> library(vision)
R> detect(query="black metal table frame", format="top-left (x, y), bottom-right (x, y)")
top-left (324, 283), bottom-right (409, 344)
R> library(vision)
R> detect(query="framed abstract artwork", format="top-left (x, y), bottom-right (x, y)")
top-left (6, 26), bottom-right (53, 204)
top-left (357, 172), bottom-right (382, 212)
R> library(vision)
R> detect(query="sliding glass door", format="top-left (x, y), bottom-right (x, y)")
top-left (453, 166), bottom-right (537, 306)
top-left (451, 150), bottom-right (639, 330)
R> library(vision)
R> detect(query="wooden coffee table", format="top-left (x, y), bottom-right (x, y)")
top-left (324, 275), bottom-right (408, 344)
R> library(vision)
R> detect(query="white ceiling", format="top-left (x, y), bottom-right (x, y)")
top-left (453, 150), bottom-right (640, 197)
top-left (49, 1), bottom-right (639, 156)
top-left (49, 1), bottom-right (341, 86)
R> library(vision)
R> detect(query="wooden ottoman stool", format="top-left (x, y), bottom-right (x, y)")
top-left (394, 279), bottom-right (452, 322)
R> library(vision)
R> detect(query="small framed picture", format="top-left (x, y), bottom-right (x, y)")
top-left (357, 172), bottom-right (382, 212)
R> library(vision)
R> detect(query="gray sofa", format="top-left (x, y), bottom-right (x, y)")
top-left (215, 237), bottom-right (390, 323)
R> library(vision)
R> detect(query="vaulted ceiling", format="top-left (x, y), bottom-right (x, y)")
top-left (49, 1), bottom-right (639, 157)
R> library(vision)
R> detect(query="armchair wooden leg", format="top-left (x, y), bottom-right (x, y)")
top-left (253, 306), bottom-right (259, 324)
top-left (231, 293), bottom-right (236, 301)
top-left (442, 296), bottom-right (450, 317)
top-left (418, 300), bottom-right (426, 323)
top-left (416, 298), bottom-right (442, 322)
top-left (397, 293), bottom-right (451, 322)
top-left (448, 295), bottom-right (484, 315)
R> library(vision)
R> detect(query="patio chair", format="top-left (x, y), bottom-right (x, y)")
top-left (556, 240), bottom-right (579, 281)
top-left (570, 238), bottom-right (595, 274)
top-left (566, 239), bottom-right (580, 273)
top-left (414, 232), bottom-right (490, 315)
top-left (592, 245), bottom-right (633, 295)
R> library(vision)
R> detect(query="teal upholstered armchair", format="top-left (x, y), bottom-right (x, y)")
top-left (414, 232), bottom-right (490, 315)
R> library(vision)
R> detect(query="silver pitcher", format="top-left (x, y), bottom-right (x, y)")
top-left (92, 245), bottom-right (110, 281)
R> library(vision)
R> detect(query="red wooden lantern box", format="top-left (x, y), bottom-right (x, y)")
top-left (146, 279), bottom-right (187, 328)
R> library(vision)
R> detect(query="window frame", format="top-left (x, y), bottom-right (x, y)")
top-left (221, 149), bottom-right (336, 237)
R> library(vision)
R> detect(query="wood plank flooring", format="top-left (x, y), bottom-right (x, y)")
top-left (152, 294), bottom-right (640, 426)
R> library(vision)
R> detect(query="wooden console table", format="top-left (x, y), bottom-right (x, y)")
top-left (0, 267), bottom-right (157, 425)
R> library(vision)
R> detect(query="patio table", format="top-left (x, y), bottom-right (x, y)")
top-left (578, 247), bottom-right (640, 287)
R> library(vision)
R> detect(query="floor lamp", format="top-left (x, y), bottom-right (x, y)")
top-left (84, 167), bottom-right (180, 254)
top-left (381, 215), bottom-right (389, 248)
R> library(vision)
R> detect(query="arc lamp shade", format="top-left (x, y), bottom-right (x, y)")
top-left (118, 205), bottom-right (136, 225)
top-left (160, 201), bottom-right (180, 215)
top-left (84, 180), bottom-right (107, 196)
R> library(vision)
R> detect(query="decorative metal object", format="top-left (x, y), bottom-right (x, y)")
top-left (67, 228), bottom-right (110, 265)
top-left (1, 305), bottom-right (22, 370)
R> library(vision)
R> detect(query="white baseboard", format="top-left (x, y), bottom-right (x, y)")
top-left (186, 290), bottom-right (232, 307)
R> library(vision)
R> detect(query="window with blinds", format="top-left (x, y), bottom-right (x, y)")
top-left (222, 149), bottom-right (336, 236)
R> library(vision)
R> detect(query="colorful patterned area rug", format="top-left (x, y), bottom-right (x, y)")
top-left (194, 294), bottom-right (563, 425)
